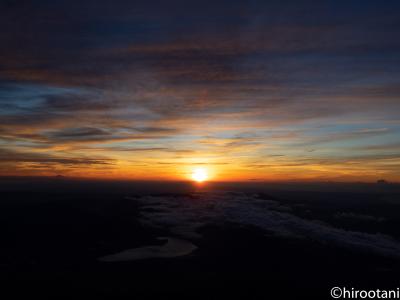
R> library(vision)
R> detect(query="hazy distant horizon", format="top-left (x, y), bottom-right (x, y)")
top-left (1, 175), bottom-right (399, 195)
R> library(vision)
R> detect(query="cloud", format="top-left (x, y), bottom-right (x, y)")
top-left (46, 127), bottom-right (112, 140)
top-left (99, 237), bottom-right (197, 262)
top-left (0, 148), bottom-right (113, 165)
top-left (334, 212), bottom-right (385, 222)
top-left (131, 192), bottom-right (400, 258)
top-left (44, 94), bottom-right (115, 112)
top-left (289, 128), bottom-right (391, 147)
top-left (354, 143), bottom-right (400, 152)
top-left (0, 1), bottom-right (400, 179)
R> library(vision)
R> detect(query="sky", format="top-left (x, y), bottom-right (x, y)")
top-left (0, 0), bottom-right (400, 182)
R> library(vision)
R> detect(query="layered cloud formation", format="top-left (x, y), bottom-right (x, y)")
top-left (133, 192), bottom-right (400, 258)
top-left (0, 1), bottom-right (399, 181)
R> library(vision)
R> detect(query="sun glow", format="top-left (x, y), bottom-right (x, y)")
top-left (191, 168), bottom-right (208, 182)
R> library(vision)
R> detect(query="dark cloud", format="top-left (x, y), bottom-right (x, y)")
top-left (0, 148), bottom-right (112, 165)
top-left (46, 127), bottom-right (112, 140)
top-left (44, 94), bottom-right (114, 112)
top-left (92, 147), bottom-right (195, 153)
top-left (134, 127), bottom-right (178, 133)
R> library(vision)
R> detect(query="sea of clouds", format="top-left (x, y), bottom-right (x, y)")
top-left (128, 192), bottom-right (400, 258)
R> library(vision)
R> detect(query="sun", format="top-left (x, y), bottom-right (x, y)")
top-left (191, 168), bottom-right (208, 183)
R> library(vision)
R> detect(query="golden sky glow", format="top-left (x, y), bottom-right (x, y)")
top-left (1, 2), bottom-right (400, 182)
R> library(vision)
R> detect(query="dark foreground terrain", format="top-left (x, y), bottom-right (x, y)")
top-left (1, 177), bottom-right (400, 299)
